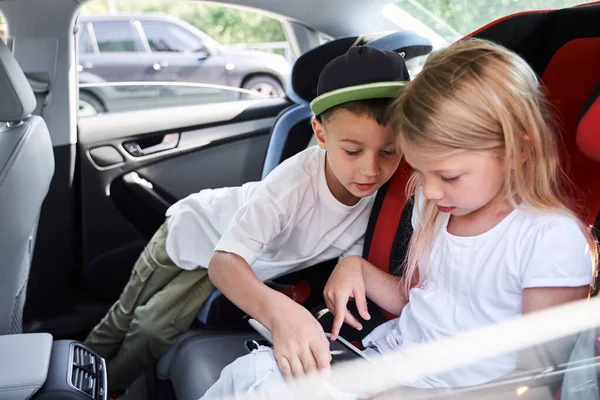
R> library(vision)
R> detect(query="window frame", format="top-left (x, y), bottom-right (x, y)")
top-left (79, 22), bottom-right (100, 54)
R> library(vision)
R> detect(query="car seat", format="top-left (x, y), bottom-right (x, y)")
top-left (0, 38), bottom-right (54, 335)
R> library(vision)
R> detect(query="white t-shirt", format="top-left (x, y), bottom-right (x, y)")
top-left (363, 192), bottom-right (594, 388)
top-left (164, 146), bottom-right (375, 281)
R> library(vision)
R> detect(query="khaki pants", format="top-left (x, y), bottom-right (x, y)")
top-left (84, 222), bottom-right (216, 392)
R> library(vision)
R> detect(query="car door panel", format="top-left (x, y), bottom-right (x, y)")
top-left (77, 97), bottom-right (289, 301)
top-left (136, 122), bottom-right (272, 199)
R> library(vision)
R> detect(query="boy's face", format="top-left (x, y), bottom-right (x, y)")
top-left (312, 109), bottom-right (401, 206)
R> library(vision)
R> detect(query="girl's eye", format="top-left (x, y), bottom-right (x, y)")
top-left (381, 150), bottom-right (397, 157)
top-left (344, 150), bottom-right (360, 156)
top-left (441, 176), bottom-right (460, 183)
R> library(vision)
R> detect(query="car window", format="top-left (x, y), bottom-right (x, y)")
top-left (92, 21), bottom-right (145, 53)
top-left (386, 0), bottom-right (589, 46)
top-left (78, 1), bottom-right (293, 118)
top-left (141, 21), bottom-right (205, 53)
top-left (78, 23), bottom-right (94, 54)
top-left (381, 1), bottom-right (589, 79)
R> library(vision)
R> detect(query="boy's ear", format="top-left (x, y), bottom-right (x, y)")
top-left (311, 117), bottom-right (327, 149)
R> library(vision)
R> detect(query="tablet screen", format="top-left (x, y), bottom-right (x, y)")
top-left (326, 333), bottom-right (368, 365)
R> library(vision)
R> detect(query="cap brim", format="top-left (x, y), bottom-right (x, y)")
top-left (310, 81), bottom-right (407, 115)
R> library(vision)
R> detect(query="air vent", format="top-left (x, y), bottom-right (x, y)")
top-left (70, 344), bottom-right (106, 399)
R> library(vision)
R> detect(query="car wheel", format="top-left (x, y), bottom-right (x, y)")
top-left (242, 76), bottom-right (285, 97)
top-left (79, 92), bottom-right (106, 117)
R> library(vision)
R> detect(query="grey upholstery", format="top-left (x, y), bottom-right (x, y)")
top-left (0, 38), bottom-right (54, 335)
top-left (157, 331), bottom-right (261, 400)
top-left (0, 333), bottom-right (53, 399)
top-left (261, 104), bottom-right (313, 178)
top-left (0, 41), bottom-right (36, 122)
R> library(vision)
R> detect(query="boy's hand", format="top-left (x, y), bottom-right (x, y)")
top-left (323, 256), bottom-right (371, 340)
top-left (270, 302), bottom-right (331, 379)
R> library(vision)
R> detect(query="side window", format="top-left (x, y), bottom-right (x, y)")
top-left (78, 1), bottom-right (293, 117)
top-left (78, 23), bottom-right (94, 53)
top-left (141, 21), bottom-right (205, 53)
top-left (92, 21), bottom-right (144, 53)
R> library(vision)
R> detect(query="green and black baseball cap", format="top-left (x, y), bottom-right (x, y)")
top-left (310, 45), bottom-right (410, 116)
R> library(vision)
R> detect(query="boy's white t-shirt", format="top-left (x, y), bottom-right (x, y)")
top-left (164, 146), bottom-right (375, 281)
top-left (363, 192), bottom-right (594, 388)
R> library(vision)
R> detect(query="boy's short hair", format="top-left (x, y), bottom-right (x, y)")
top-left (318, 98), bottom-right (394, 126)
top-left (310, 46), bottom-right (409, 120)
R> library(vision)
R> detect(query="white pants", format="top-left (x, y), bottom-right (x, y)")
top-left (200, 346), bottom-right (382, 400)
top-left (200, 346), bottom-right (288, 400)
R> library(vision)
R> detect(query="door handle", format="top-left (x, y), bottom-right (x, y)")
top-left (152, 60), bottom-right (169, 71)
top-left (78, 62), bottom-right (93, 72)
top-left (123, 133), bottom-right (179, 157)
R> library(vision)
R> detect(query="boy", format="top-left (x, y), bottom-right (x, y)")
top-left (84, 45), bottom-right (409, 391)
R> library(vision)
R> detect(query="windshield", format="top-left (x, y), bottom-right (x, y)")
top-left (385, 0), bottom-right (590, 46)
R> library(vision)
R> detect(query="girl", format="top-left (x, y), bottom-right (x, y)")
top-left (201, 38), bottom-right (598, 399)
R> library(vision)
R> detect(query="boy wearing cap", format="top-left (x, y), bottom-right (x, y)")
top-left (85, 46), bottom-right (408, 392)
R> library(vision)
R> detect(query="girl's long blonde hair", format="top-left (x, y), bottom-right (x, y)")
top-left (391, 38), bottom-right (598, 297)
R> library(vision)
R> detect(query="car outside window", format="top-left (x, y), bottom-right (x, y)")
top-left (77, 2), bottom-right (293, 117)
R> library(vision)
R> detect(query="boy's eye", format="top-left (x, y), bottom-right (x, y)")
top-left (441, 175), bottom-right (460, 183)
top-left (344, 150), bottom-right (361, 156)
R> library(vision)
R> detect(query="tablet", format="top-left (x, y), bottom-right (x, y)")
top-left (248, 318), bottom-right (370, 365)
top-left (325, 332), bottom-right (369, 364)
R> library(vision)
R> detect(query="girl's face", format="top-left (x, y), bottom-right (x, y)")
top-left (404, 150), bottom-right (506, 217)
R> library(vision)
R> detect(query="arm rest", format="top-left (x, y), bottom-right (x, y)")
top-left (0, 333), bottom-right (53, 400)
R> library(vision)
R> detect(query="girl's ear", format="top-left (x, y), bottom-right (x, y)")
top-left (521, 134), bottom-right (533, 164)
top-left (312, 117), bottom-right (327, 149)
top-left (507, 134), bottom-right (532, 168)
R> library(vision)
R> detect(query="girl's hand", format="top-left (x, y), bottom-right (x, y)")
top-left (323, 256), bottom-right (371, 340)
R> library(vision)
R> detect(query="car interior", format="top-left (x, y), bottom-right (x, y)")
top-left (0, 0), bottom-right (599, 399)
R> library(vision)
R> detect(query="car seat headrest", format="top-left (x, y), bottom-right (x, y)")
top-left (577, 80), bottom-right (600, 162)
top-left (288, 31), bottom-right (432, 104)
top-left (288, 36), bottom-right (360, 104)
top-left (367, 30), bottom-right (433, 60)
top-left (0, 39), bottom-right (36, 122)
